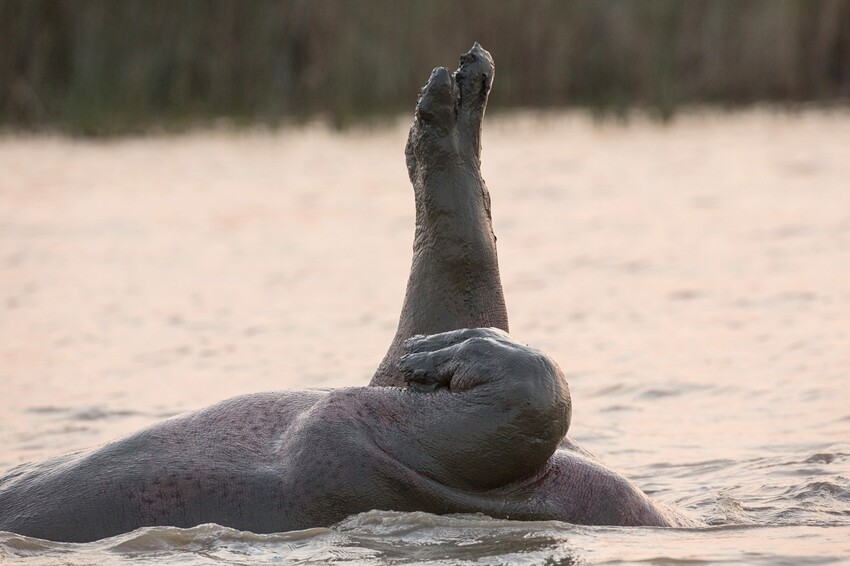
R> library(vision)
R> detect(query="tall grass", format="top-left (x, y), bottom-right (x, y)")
top-left (1, 0), bottom-right (848, 135)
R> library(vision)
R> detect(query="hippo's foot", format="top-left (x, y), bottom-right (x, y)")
top-left (404, 42), bottom-right (497, 234)
top-left (400, 327), bottom-right (565, 398)
top-left (405, 42), bottom-right (494, 179)
top-left (372, 44), bottom-right (508, 387)
top-left (390, 327), bottom-right (571, 489)
top-left (400, 327), bottom-right (513, 392)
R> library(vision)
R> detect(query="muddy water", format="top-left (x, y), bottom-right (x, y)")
top-left (1, 110), bottom-right (849, 564)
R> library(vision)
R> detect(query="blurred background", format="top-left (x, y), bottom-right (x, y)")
top-left (2, 0), bottom-right (849, 135)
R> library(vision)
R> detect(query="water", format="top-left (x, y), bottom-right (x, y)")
top-left (2, 514), bottom-right (848, 565)
top-left (1, 110), bottom-right (849, 564)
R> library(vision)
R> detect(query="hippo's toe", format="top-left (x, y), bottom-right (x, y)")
top-left (454, 42), bottom-right (494, 123)
top-left (416, 66), bottom-right (458, 130)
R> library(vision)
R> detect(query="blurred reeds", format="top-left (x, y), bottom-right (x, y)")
top-left (2, 0), bottom-right (849, 135)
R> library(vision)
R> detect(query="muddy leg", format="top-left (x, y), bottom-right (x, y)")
top-left (371, 44), bottom-right (508, 387)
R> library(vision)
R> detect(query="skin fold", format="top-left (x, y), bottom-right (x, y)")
top-left (0, 44), bottom-right (693, 543)
top-left (0, 328), bottom-right (571, 541)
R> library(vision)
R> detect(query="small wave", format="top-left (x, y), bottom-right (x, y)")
top-left (599, 403), bottom-right (638, 412)
top-left (0, 532), bottom-right (60, 555)
top-left (336, 509), bottom-right (567, 534)
top-left (711, 494), bottom-right (758, 526)
top-left (638, 382), bottom-right (716, 400)
top-left (4, 514), bottom-right (849, 565)
top-left (0, 515), bottom-right (577, 565)
top-left (640, 388), bottom-right (682, 399)
top-left (336, 511), bottom-right (577, 563)
top-left (694, 474), bottom-right (850, 528)
top-left (804, 452), bottom-right (847, 465)
top-left (25, 405), bottom-right (146, 422)
top-left (784, 479), bottom-right (850, 503)
top-left (586, 382), bottom-right (632, 398)
top-left (24, 406), bottom-right (70, 415)
top-left (0, 523), bottom-right (349, 564)
top-left (68, 408), bottom-right (143, 421)
top-left (107, 522), bottom-right (336, 551)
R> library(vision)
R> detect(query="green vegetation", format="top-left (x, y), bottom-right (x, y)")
top-left (2, 0), bottom-right (848, 135)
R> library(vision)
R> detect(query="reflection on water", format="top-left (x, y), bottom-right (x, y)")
top-left (1, 110), bottom-right (849, 564)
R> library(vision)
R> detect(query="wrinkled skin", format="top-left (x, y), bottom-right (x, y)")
top-left (373, 43), bottom-right (691, 528)
top-left (373, 45), bottom-right (509, 385)
top-left (0, 328), bottom-right (571, 542)
top-left (0, 44), bottom-right (693, 543)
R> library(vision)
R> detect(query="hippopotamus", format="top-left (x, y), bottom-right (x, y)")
top-left (0, 44), bottom-right (692, 543)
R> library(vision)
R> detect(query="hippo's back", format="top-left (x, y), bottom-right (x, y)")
top-left (0, 390), bottom-right (326, 542)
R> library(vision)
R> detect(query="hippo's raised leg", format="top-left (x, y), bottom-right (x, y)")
top-left (372, 43), bottom-right (508, 387)
top-left (369, 44), bottom-right (697, 528)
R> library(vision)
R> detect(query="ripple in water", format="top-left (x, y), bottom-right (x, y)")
top-left (2, 112), bottom-right (850, 564)
top-left (3, 511), bottom-right (850, 565)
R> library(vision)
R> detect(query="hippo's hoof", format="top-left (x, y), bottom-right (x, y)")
top-left (406, 43), bottom-right (495, 174)
top-left (398, 328), bottom-right (518, 393)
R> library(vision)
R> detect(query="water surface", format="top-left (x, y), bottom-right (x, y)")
top-left (1, 110), bottom-right (849, 564)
